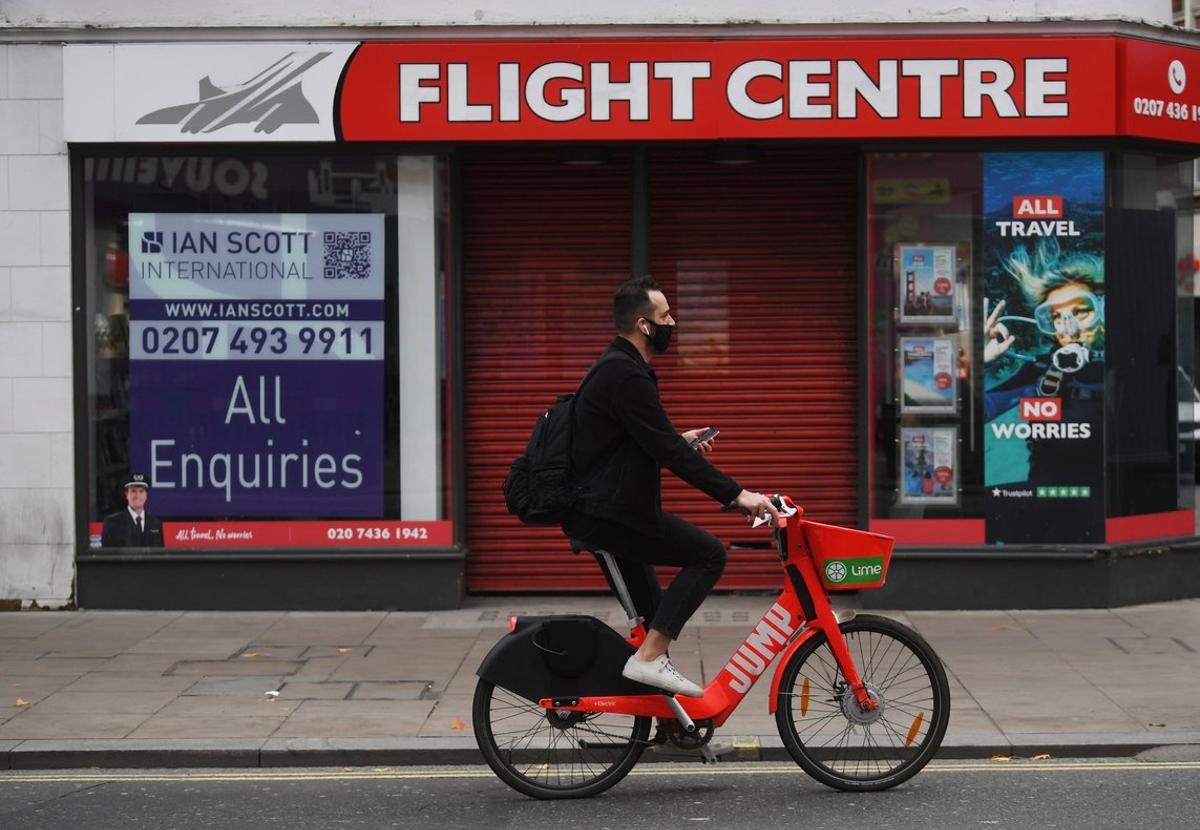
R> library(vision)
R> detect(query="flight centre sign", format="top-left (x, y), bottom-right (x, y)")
top-left (65, 34), bottom-right (1200, 144)
top-left (342, 42), bottom-right (1095, 139)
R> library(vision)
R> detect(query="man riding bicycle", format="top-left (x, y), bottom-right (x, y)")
top-left (563, 276), bottom-right (780, 698)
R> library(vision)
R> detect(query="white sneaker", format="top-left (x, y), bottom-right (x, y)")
top-left (622, 654), bottom-right (704, 697)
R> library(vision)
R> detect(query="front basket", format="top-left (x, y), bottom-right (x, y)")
top-left (800, 521), bottom-right (894, 591)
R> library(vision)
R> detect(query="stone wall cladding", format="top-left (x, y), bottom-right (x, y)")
top-left (0, 44), bottom-right (74, 606)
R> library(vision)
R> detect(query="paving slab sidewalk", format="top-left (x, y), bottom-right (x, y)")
top-left (1, 597), bottom-right (1199, 769)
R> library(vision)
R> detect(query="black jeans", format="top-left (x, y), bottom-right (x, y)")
top-left (563, 511), bottom-right (727, 640)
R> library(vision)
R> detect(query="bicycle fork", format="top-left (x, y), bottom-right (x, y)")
top-left (821, 621), bottom-right (878, 711)
top-left (786, 554), bottom-right (878, 713)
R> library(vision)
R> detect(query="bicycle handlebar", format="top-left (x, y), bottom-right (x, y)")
top-left (720, 494), bottom-right (800, 527)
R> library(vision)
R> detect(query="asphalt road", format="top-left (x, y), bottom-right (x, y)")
top-left (1, 759), bottom-right (1198, 830)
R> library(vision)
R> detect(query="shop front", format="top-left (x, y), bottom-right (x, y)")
top-left (65, 24), bottom-right (1200, 609)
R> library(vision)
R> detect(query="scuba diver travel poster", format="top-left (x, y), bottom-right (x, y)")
top-left (982, 151), bottom-right (1105, 544)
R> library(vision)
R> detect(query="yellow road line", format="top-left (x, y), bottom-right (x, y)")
top-left (1, 761), bottom-right (1199, 784)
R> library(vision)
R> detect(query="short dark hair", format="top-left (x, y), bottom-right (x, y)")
top-left (613, 276), bottom-right (660, 334)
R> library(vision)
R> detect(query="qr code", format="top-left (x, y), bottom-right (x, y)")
top-left (323, 231), bottom-right (372, 280)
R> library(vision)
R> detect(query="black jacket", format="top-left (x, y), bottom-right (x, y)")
top-left (570, 337), bottom-right (742, 536)
top-left (100, 510), bottom-right (165, 548)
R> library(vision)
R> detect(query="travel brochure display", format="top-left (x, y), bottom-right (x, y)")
top-left (899, 336), bottom-right (957, 414)
top-left (897, 244), bottom-right (957, 324)
top-left (892, 239), bottom-right (963, 509)
top-left (900, 427), bottom-right (958, 505)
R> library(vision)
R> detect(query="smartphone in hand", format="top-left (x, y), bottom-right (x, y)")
top-left (689, 427), bottom-right (719, 448)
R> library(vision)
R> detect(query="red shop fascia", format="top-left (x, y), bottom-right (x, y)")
top-left (334, 35), bottom-right (1199, 144)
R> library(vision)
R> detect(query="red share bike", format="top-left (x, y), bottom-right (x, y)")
top-left (473, 496), bottom-right (950, 799)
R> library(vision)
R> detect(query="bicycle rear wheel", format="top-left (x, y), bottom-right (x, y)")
top-left (775, 614), bottom-right (950, 791)
top-left (473, 678), bottom-right (651, 799)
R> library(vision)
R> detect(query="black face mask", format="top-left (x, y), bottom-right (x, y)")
top-left (645, 322), bottom-right (675, 354)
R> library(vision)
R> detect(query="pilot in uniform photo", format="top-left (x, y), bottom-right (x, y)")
top-left (100, 473), bottom-right (165, 548)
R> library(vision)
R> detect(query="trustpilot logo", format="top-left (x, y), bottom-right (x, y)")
top-left (137, 52), bottom-right (331, 135)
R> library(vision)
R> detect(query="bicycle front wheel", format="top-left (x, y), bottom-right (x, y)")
top-left (473, 679), bottom-right (651, 799)
top-left (775, 614), bottom-right (950, 791)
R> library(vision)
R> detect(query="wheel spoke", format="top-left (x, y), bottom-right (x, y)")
top-left (795, 708), bottom-right (845, 740)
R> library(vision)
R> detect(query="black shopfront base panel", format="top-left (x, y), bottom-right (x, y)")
top-left (860, 544), bottom-right (1200, 610)
top-left (75, 546), bottom-right (1200, 610)
top-left (76, 551), bottom-right (465, 611)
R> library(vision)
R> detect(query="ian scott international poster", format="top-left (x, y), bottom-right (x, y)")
top-left (127, 213), bottom-right (385, 518)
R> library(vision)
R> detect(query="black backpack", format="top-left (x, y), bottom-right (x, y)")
top-left (502, 354), bottom-right (618, 525)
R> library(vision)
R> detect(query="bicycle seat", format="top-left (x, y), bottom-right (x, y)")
top-left (568, 537), bottom-right (608, 556)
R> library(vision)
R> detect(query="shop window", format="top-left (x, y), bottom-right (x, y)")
top-left (868, 150), bottom-right (1170, 545)
top-left (1107, 152), bottom-right (1197, 518)
top-left (867, 152), bottom-right (984, 526)
top-left (78, 152), bottom-right (456, 553)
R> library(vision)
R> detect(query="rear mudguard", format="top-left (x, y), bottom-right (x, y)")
top-left (767, 627), bottom-right (821, 714)
top-left (476, 615), bottom-right (658, 703)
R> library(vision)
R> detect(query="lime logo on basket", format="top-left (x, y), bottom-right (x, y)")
top-left (823, 557), bottom-right (886, 586)
top-left (824, 561), bottom-right (848, 583)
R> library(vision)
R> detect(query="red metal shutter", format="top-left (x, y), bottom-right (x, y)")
top-left (462, 148), bottom-right (635, 590)
top-left (645, 146), bottom-right (859, 587)
top-left (462, 146), bottom-right (857, 591)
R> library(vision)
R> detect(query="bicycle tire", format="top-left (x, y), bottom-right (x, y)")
top-left (473, 678), bottom-right (651, 799)
top-left (775, 614), bottom-right (950, 791)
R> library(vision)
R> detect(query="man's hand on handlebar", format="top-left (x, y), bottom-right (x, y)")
top-left (734, 490), bottom-right (782, 526)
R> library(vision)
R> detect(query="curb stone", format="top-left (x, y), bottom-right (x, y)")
top-left (0, 741), bottom-right (19, 771)
top-left (260, 738), bottom-right (481, 767)
top-left (7, 739), bottom-right (263, 770)
top-left (5, 734), bottom-right (1200, 770)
